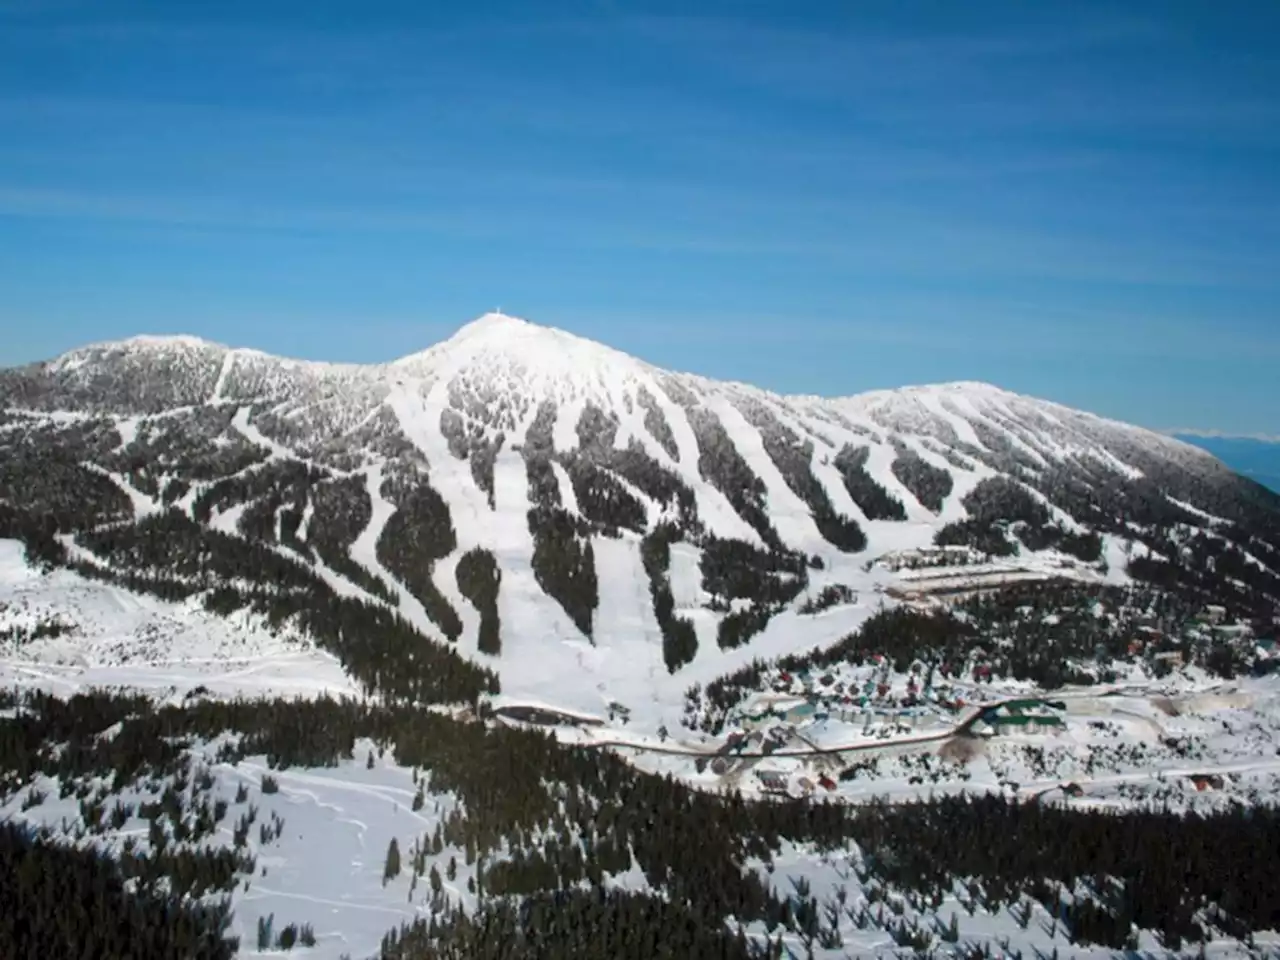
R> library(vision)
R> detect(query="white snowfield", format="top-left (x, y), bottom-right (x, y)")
top-left (4, 672), bottom-right (1279, 960)
top-left (0, 737), bottom-right (478, 960)
top-left (0, 540), bottom-right (358, 701)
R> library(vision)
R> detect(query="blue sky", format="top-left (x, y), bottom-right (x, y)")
top-left (2, 1), bottom-right (1278, 434)
top-left (1176, 435), bottom-right (1280, 493)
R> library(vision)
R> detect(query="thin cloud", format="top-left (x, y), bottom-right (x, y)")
top-left (3, 178), bottom-right (1274, 296)
top-left (0, 185), bottom-right (492, 236)
top-left (1165, 428), bottom-right (1280, 444)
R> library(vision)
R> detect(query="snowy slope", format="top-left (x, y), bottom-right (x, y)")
top-left (0, 540), bottom-right (357, 701)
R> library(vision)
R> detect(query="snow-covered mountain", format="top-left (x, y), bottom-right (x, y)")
top-left (7, 313), bottom-right (1280, 960)
top-left (2, 313), bottom-right (1278, 723)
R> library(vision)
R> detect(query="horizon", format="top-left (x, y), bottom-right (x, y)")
top-left (2, 1), bottom-right (1278, 434)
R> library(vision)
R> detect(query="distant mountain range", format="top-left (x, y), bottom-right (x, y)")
top-left (1176, 434), bottom-right (1280, 493)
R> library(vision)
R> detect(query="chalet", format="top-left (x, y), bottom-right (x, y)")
top-left (1152, 650), bottom-right (1185, 667)
top-left (797, 776), bottom-right (816, 795)
top-left (976, 700), bottom-right (1065, 735)
top-left (782, 702), bottom-right (816, 725)
top-left (1189, 774), bottom-right (1225, 792)
top-left (1061, 782), bottom-right (1085, 798)
top-left (818, 774), bottom-right (837, 792)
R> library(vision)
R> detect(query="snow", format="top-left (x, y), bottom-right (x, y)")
top-left (8, 312), bottom-right (1280, 957)
top-left (210, 501), bottom-right (249, 536)
top-left (348, 465), bottom-right (445, 644)
top-left (552, 394), bottom-right (585, 452)
top-left (385, 379), bottom-right (491, 654)
top-left (113, 415), bottom-right (140, 449)
top-left (1168, 496), bottom-right (1231, 525)
top-left (582, 534), bottom-right (667, 717)
top-left (231, 405), bottom-right (288, 460)
top-left (485, 447), bottom-right (606, 712)
top-left (117, 333), bottom-right (219, 350)
top-left (5, 306), bottom-right (1261, 748)
top-left (701, 391), bottom-right (828, 552)
top-left (392, 312), bottom-right (657, 414)
top-left (1101, 535), bottom-right (1135, 585)
top-left (637, 378), bottom-right (697, 466)
top-left (548, 460), bottom-right (580, 516)
top-left (915, 388), bottom-right (989, 448)
top-left (667, 542), bottom-right (705, 612)
top-left (1, 739), bottom-right (474, 960)
top-left (0, 539), bottom-right (357, 701)
top-left (83, 463), bottom-right (161, 519)
top-left (211, 349), bottom-right (237, 403)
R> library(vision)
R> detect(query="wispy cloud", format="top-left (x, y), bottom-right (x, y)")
top-left (0, 184), bottom-right (507, 237)
top-left (1164, 428), bottom-right (1280, 444)
top-left (3, 174), bottom-right (1275, 298)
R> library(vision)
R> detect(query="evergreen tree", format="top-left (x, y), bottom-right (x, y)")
top-left (383, 837), bottom-right (401, 885)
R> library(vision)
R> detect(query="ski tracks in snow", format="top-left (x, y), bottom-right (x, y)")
top-left (349, 464), bottom-right (444, 644)
top-left (385, 381), bottom-right (494, 656)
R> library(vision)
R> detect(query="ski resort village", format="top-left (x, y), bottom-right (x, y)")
top-left (482, 540), bottom-right (1280, 815)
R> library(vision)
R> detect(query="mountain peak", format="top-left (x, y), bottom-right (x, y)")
top-left (62, 333), bottom-right (226, 359)
top-left (392, 312), bottom-right (653, 398)
top-left (439, 311), bottom-right (587, 352)
top-left (452, 311), bottom-right (535, 338)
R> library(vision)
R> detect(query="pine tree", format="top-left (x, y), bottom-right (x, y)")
top-left (257, 913), bottom-right (274, 950)
top-left (383, 837), bottom-right (401, 885)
